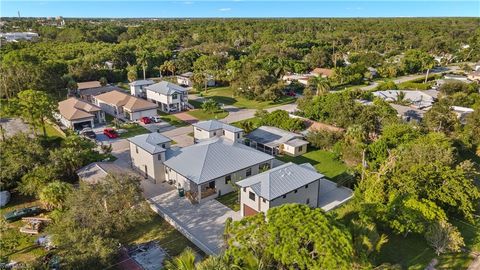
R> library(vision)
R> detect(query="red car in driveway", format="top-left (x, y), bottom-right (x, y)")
top-left (103, 128), bottom-right (119, 139)
top-left (140, 117), bottom-right (152, 124)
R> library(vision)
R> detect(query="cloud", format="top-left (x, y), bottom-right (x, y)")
top-left (218, 8), bottom-right (232, 12)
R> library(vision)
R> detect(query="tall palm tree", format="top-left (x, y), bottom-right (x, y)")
top-left (164, 247), bottom-right (196, 270)
top-left (309, 76), bottom-right (331, 96)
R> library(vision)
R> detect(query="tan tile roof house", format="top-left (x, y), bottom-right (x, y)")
top-left (311, 68), bottom-right (334, 78)
top-left (93, 90), bottom-right (158, 121)
top-left (77, 81), bottom-right (102, 90)
top-left (56, 97), bottom-right (105, 130)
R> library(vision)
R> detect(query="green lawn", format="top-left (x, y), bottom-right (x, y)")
top-left (375, 218), bottom-right (478, 269)
top-left (119, 212), bottom-right (204, 257)
top-left (0, 193), bottom-right (48, 263)
top-left (186, 109), bottom-right (229, 121)
top-left (216, 191), bottom-right (240, 211)
top-left (200, 87), bottom-right (295, 110)
top-left (158, 111), bottom-right (189, 127)
top-left (277, 149), bottom-right (349, 181)
top-left (117, 123), bottom-right (151, 138)
top-left (188, 99), bottom-right (203, 109)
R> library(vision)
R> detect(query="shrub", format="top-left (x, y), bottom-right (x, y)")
top-left (306, 130), bottom-right (344, 150)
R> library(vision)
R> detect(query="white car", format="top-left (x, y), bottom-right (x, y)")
top-left (150, 116), bottom-right (162, 123)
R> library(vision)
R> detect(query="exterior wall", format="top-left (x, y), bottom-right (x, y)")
top-left (224, 130), bottom-right (243, 143)
top-left (58, 115), bottom-right (94, 130)
top-left (282, 143), bottom-right (307, 157)
top-left (165, 159), bottom-right (273, 199)
top-left (128, 108), bottom-right (158, 121)
top-left (146, 90), bottom-right (170, 105)
top-left (129, 142), bottom-right (166, 183)
top-left (269, 180), bottom-right (320, 209)
top-left (240, 186), bottom-right (270, 217)
top-left (193, 128), bottom-right (243, 143)
top-left (177, 77), bottom-right (192, 87)
top-left (94, 99), bottom-right (122, 116)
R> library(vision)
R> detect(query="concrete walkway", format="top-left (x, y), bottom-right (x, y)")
top-left (160, 125), bottom-right (194, 147)
top-left (149, 190), bottom-right (241, 255)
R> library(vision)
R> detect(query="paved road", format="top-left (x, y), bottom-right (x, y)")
top-left (222, 103), bottom-right (298, 124)
top-left (360, 65), bottom-right (463, 91)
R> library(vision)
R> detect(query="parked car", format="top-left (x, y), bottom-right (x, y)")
top-left (150, 116), bottom-right (162, 123)
top-left (103, 128), bottom-right (119, 139)
top-left (80, 129), bottom-right (96, 139)
top-left (3, 206), bottom-right (42, 222)
top-left (140, 117), bottom-right (152, 124)
top-left (285, 91), bottom-right (296, 97)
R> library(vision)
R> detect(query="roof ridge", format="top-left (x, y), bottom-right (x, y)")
top-left (197, 139), bottom-right (215, 182)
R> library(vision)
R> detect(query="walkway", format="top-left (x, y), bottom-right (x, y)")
top-left (149, 190), bottom-right (241, 255)
top-left (160, 125), bottom-right (194, 147)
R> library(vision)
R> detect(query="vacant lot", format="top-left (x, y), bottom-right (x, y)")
top-left (186, 109), bottom-right (229, 121)
top-left (201, 87), bottom-right (295, 110)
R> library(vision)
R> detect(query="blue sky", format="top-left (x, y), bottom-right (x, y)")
top-left (1, 1), bottom-right (479, 18)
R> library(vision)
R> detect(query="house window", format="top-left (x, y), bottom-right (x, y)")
top-left (262, 198), bottom-right (266, 203)
top-left (223, 130), bottom-right (225, 135)
top-left (249, 191), bottom-right (256, 201)
top-left (172, 93), bottom-right (178, 99)
top-left (305, 184), bottom-right (309, 189)
top-left (237, 133), bottom-right (240, 139)
top-left (243, 187), bottom-right (246, 192)
top-left (299, 145), bottom-right (303, 152)
top-left (162, 144), bottom-right (165, 148)
top-left (246, 168), bottom-right (252, 177)
top-left (294, 189), bottom-right (298, 193)
top-left (306, 198), bottom-right (310, 204)
top-left (196, 128), bottom-right (202, 132)
top-left (282, 194), bottom-right (287, 199)
top-left (225, 174), bottom-right (231, 185)
top-left (136, 146), bottom-right (139, 153)
top-left (213, 131), bottom-right (217, 136)
top-left (158, 154), bottom-right (162, 161)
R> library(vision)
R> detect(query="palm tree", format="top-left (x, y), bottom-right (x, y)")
top-left (309, 76), bottom-right (331, 95)
top-left (164, 247), bottom-right (196, 270)
top-left (39, 181), bottom-right (72, 210)
top-left (135, 49), bottom-right (150, 80)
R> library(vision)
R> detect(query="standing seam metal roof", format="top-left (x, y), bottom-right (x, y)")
top-left (128, 133), bottom-right (172, 154)
top-left (163, 137), bottom-right (273, 184)
top-left (145, 81), bottom-right (188, 96)
top-left (236, 162), bottom-right (324, 200)
top-left (192, 120), bottom-right (243, 133)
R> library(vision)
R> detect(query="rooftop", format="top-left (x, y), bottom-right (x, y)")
top-left (192, 119), bottom-right (243, 133)
top-left (58, 97), bottom-right (101, 121)
top-left (245, 126), bottom-right (306, 148)
top-left (372, 90), bottom-right (437, 109)
top-left (95, 90), bottom-right (157, 112)
top-left (77, 81), bottom-right (102, 90)
top-left (311, 68), bottom-right (334, 77)
top-left (76, 162), bottom-right (130, 184)
top-left (78, 85), bottom-right (123, 96)
top-left (129, 79), bottom-right (155, 86)
top-left (236, 162), bottom-right (324, 200)
top-left (128, 133), bottom-right (172, 154)
top-left (145, 81), bottom-right (188, 96)
top-left (164, 137), bottom-right (274, 184)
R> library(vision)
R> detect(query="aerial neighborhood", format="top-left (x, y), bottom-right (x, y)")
top-left (1, 14), bottom-right (479, 270)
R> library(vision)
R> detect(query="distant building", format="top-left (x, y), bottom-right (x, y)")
top-left (451, 106), bottom-right (474, 124)
top-left (129, 79), bottom-right (155, 98)
top-left (372, 90), bottom-right (438, 110)
top-left (245, 126), bottom-right (309, 157)
top-left (56, 97), bottom-right (105, 130)
top-left (145, 81), bottom-right (189, 113)
top-left (311, 68), bottom-right (334, 78)
top-left (282, 73), bottom-right (313, 86)
top-left (76, 81), bottom-right (123, 103)
top-left (177, 72), bottom-right (215, 87)
top-left (93, 90), bottom-right (158, 121)
top-left (0, 32), bottom-right (39, 42)
top-left (443, 74), bottom-right (471, 83)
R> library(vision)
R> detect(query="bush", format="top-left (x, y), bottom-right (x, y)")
top-left (306, 130), bottom-right (344, 150)
top-left (375, 80), bottom-right (398, 91)
top-left (256, 109), bottom-right (305, 132)
top-left (398, 82), bottom-right (432, 90)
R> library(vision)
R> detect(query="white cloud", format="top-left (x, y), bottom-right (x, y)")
top-left (218, 8), bottom-right (232, 12)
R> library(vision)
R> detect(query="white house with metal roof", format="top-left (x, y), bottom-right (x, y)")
top-left (163, 137), bottom-right (274, 203)
top-left (372, 90), bottom-right (438, 110)
top-left (177, 72), bottom-right (215, 87)
top-left (145, 81), bottom-right (189, 113)
top-left (245, 126), bottom-right (308, 156)
top-left (129, 79), bottom-right (155, 98)
top-left (192, 120), bottom-right (244, 143)
top-left (128, 133), bottom-right (173, 182)
top-left (237, 162), bottom-right (354, 217)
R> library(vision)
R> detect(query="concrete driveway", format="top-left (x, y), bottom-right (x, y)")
top-left (160, 125), bottom-right (194, 147)
top-left (149, 191), bottom-right (241, 255)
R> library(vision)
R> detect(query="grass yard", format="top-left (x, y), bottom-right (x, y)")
top-left (158, 111), bottom-right (189, 127)
top-left (186, 109), bottom-right (229, 121)
top-left (120, 212), bottom-right (203, 257)
top-left (0, 193), bottom-right (49, 263)
top-left (216, 191), bottom-right (240, 211)
top-left (118, 123), bottom-right (151, 139)
top-left (200, 87), bottom-right (295, 110)
top-left (188, 99), bottom-right (203, 109)
top-left (277, 148), bottom-right (349, 181)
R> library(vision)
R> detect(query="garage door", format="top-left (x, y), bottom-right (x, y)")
top-left (73, 120), bottom-right (92, 130)
top-left (243, 204), bottom-right (258, 217)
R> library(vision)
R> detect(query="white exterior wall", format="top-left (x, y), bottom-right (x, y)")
top-left (129, 142), bottom-right (166, 183)
top-left (177, 77), bottom-right (192, 87)
top-left (269, 180), bottom-right (320, 208)
top-left (282, 143), bottom-right (307, 157)
top-left (147, 90), bottom-right (170, 105)
top-left (94, 99), bottom-right (122, 116)
top-left (128, 108), bottom-right (158, 121)
top-left (193, 128), bottom-right (216, 142)
top-left (130, 85), bottom-right (141, 96)
top-left (240, 186), bottom-right (270, 216)
top-left (193, 128), bottom-right (243, 143)
top-left (224, 130), bottom-right (243, 143)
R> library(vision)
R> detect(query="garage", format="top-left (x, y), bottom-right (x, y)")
top-left (243, 204), bottom-right (258, 217)
top-left (73, 120), bottom-right (93, 130)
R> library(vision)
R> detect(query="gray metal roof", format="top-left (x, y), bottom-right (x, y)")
top-left (237, 162), bottom-right (324, 200)
top-left (164, 137), bottom-right (273, 184)
top-left (192, 120), bottom-right (243, 133)
top-left (245, 126), bottom-right (304, 148)
top-left (283, 138), bottom-right (309, 147)
top-left (76, 162), bottom-right (130, 184)
top-left (145, 81), bottom-right (188, 95)
top-left (129, 79), bottom-right (155, 86)
top-left (128, 133), bottom-right (172, 154)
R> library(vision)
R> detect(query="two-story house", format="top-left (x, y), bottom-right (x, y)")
top-left (129, 79), bottom-right (155, 98)
top-left (93, 90), bottom-right (158, 121)
top-left (145, 81), bottom-right (189, 113)
top-left (56, 97), bottom-right (105, 130)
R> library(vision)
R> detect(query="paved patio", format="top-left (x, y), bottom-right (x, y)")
top-left (148, 190), bottom-right (241, 255)
top-left (318, 178), bottom-right (353, 211)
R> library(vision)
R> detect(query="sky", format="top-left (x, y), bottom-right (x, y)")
top-left (1, 0), bottom-right (479, 18)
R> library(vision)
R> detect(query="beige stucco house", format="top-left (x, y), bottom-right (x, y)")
top-left (192, 120), bottom-right (244, 143)
top-left (245, 126), bottom-right (308, 156)
top-left (93, 90), bottom-right (158, 121)
top-left (56, 97), bottom-right (105, 130)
